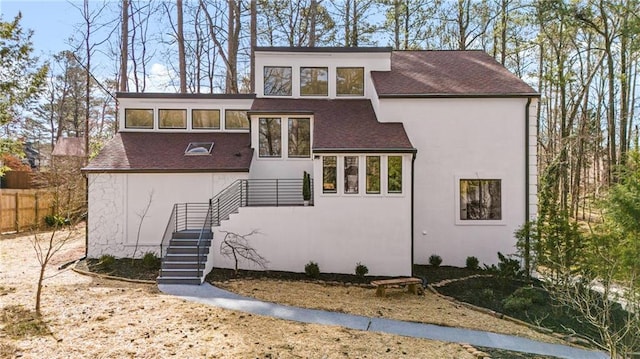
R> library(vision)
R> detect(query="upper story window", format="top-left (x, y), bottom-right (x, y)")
top-left (159, 109), bottom-right (187, 129)
top-left (460, 179), bottom-right (502, 220)
top-left (125, 109), bottom-right (153, 129)
top-left (264, 66), bottom-right (292, 96)
top-left (225, 110), bottom-right (249, 130)
top-left (258, 118), bottom-right (282, 157)
top-left (300, 67), bottom-right (328, 96)
top-left (337, 67), bottom-right (364, 96)
top-left (288, 118), bottom-right (311, 158)
top-left (192, 109), bottom-right (220, 129)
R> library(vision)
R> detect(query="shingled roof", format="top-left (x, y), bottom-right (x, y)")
top-left (250, 98), bottom-right (415, 153)
top-left (83, 132), bottom-right (252, 173)
top-left (372, 50), bottom-right (538, 97)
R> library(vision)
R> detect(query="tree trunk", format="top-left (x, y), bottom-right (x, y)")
top-left (309, 0), bottom-right (317, 47)
top-left (177, 0), bottom-right (187, 93)
top-left (119, 0), bottom-right (128, 92)
top-left (250, 0), bottom-right (256, 92)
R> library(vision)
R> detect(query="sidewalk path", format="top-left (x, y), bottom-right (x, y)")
top-left (159, 283), bottom-right (607, 359)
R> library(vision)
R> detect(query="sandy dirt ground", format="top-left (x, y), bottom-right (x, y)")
top-left (1, 227), bottom-right (478, 358)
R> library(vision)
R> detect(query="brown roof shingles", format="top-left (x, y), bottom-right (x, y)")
top-left (372, 50), bottom-right (538, 97)
top-left (52, 137), bottom-right (86, 157)
top-left (83, 132), bottom-right (252, 172)
top-left (251, 98), bottom-right (415, 152)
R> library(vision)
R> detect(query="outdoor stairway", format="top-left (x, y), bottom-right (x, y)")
top-left (157, 230), bottom-right (213, 285)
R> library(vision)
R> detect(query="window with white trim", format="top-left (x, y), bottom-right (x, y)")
top-left (125, 109), bottom-right (153, 129)
top-left (388, 156), bottom-right (403, 193)
top-left (288, 118), bottom-right (311, 157)
top-left (258, 118), bottom-right (281, 157)
top-left (459, 179), bottom-right (502, 220)
top-left (366, 156), bottom-right (380, 194)
top-left (159, 109), bottom-right (187, 129)
top-left (300, 67), bottom-right (328, 96)
top-left (344, 156), bottom-right (359, 194)
top-left (323, 156), bottom-right (337, 193)
top-left (264, 66), bottom-right (292, 96)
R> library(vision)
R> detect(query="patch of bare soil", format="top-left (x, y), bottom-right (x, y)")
top-left (0, 228), bottom-right (475, 358)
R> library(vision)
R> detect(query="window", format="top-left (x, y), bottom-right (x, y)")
top-left (323, 156), bottom-right (337, 193)
top-left (344, 156), bottom-right (359, 194)
top-left (300, 67), bottom-right (328, 96)
top-left (159, 109), bottom-right (186, 129)
top-left (336, 67), bottom-right (364, 96)
top-left (288, 118), bottom-right (311, 158)
top-left (258, 118), bottom-right (281, 157)
top-left (264, 66), bottom-right (292, 96)
top-left (185, 142), bottom-right (214, 155)
top-left (225, 110), bottom-right (249, 130)
top-left (366, 156), bottom-right (380, 194)
top-left (388, 156), bottom-right (403, 193)
top-left (192, 109), bottom-right (220, 129)
top-left (125, 109), bottom-right (153, 129)
top-left (460, 179), bottom-right (502, 220)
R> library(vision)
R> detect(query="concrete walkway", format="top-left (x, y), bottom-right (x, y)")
top-left (159, 283), bottom-right (607, 359)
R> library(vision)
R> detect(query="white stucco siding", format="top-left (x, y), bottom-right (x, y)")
top-left (87, 172), bottom-right (247, 258)
top-left (377, 97), bottom-right (535, 267)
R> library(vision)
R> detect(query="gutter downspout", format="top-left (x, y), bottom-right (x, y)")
top-left (524, 97), bottom-right (532, 276)
top-left (411, 152), bottom-right (416, 277)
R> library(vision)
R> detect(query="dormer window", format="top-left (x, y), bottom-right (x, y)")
top-left (337, 67), bottom-right (364, 96)
top-left (264, 66), bottom-right (292, 96)
top-left (125, 109), bottom-right (153, 129)
top-left (185, 142), bottom-right (214, 155)
top-left (159, 109), bottom-right (187, 129)
top-left (300, 67), bottom-right (328, 96)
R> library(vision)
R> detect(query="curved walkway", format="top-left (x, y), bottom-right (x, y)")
top-left (158, 283), bottom-right (607, 359)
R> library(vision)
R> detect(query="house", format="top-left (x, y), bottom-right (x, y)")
top-left (83, 47), bottom-right (538, 284)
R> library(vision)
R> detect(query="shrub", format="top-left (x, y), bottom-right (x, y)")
top-left (465, 256), bottom-right (480, 270)
top-left (428, 254), bottom-right (442, 267)
top-left (44, 214), bottom-right (68, 228)
top-left (98, 254), bottom-right (116, 270)
top-left (141, 252), bottom-right (160, 270)
top-left (484, 252), bottom-right (525, 279)
top-left (502, 295), bottom-right (533, 312)
top-left (480, 288), bottom-right (495, 301)
top-left (355, 262), bottom-right (368, 277)
top-left (304, 261), bottom-right (320, 279)
top-left (511, 286), bottom-right (545, 305)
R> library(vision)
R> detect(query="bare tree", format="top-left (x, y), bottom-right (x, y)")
top-left (219, 230), bottom-right (268, 276)
top-left (119, 0), bottom-right (129, 92)
top-left (177, 0), bottom-right (187, 93)
top-left (131, 190), bottom-right (154, 261)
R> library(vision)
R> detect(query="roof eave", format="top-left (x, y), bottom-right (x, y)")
top-left (377, 93), bottom-right (541, 99)
top-left (313, 147), bottom-right (417, 154)
top-left (81, 167), bottom-right (251, 174)
top-left (248, 110), bottom-right (315, 116)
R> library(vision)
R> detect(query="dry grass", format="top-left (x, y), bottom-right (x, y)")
top-left (1, 228), bottom-right (476, 358)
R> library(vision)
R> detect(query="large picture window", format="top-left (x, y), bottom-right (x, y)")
top-left (460, 179), bottom-right (502, 220)
top-left (366, 156), bottom-right (380, 194)
top-left (300, 67), bottom-right (328, 96)
top-left (388, 156), bottom-right (403, 193)
top-left (125, 109), bottom-right (153, 129)
top-left (225, 110), bottom-right (249, 130)
top-left (259, 118), bottom-right (281, 157)
top-left (344, 156), bottom-right (359, 194)
top-left (323, 156), bottom-right (337, 193)
top-left (336, 67), bottom-right (364, 96)
top-left (264, 66), bottom-right (292, 96)
top-left (159, 109), bottom-right (187, 129)
top-left (288, 118), bottom-right (311, 158)
top-left (192, 109), bottom-right (220, 129)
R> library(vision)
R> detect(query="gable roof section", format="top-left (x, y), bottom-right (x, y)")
top-left (372, 50), bottom-right (538, 98)
top-left (83, 132), bottom-right (252, 173)
top-left (52, 137), bottom-right (85, 157)
top-left (251, 98), bottom-right (414, 153)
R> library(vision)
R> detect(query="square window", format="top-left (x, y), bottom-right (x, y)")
top-left (288, 118), bottom-right (311, 158)
top-left (259, 118), bottom-right (281, 157)
top-left (159, 109), bottom-right (186, 129)
top-left (125, 109), bottom-right (153, 129)
top-left (264, 66), bottom-right (292, 96)
top-left (225, 110), bottom-right (249, 130)
top-left (388, 156), bottom-right (403, 193)
top-left (192, 109), bottom-right (220, 129)
top-left (366, 156), bottom-right (380, 194)
top-left (460, 179), bottom-right (502, 220)
top-left (337, 67), bottom-right (364, 96)
top-left (323, 156), bottom-right (337, 193)
top-left (344, 156), bottom-right (359, 194)
top-left (300, 67), bottom-right (328, 96)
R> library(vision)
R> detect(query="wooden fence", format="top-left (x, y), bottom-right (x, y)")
top-left (0, 189), bottom-right (55, 233)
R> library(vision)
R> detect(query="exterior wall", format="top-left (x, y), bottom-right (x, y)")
top-left (376, 97), bottom-right (537, 267)
top-left (87, 172), bottom-right (247, 258)
top-left (211, 155), bottom-right (413, 276)
top-left (254, 50), bottom-right (390, 99)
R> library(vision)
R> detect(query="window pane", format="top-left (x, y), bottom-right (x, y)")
top-left (344, 156), bottom-right (359, 194)
top-left (300, 67), bottom-right (328, 96)
top-left (388, 156), bottom-right (403, 193)
top-left (159, 109), bottom-right (186, 129)
top-left (366, 156), bottom-right (380, 194)
top-left (460, 179), bottom-right (502, 220)
top-left (336, 67), bottom-right (364, 96)
top-left (259, 118), bottom-right (281, 157)
top-left (192, 109), bottom-right (220, 129)
top-left (288, 118), bottom-right (311, 157)
top-left (323, 156), bottom-right (337, 193)
top-left (125, 109), bottom-right (153, 128)
top-left (225, 110), bottom-right (249, 130)
top-left (264, 66), bottom-right (292, 96)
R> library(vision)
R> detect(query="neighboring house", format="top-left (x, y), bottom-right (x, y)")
top-left (83, 47), bottom-right (538, 284)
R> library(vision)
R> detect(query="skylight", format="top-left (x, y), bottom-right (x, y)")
top-left (185, 142), bottom-right (214, 155)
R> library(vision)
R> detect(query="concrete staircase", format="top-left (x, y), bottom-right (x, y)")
top-left (157, 230), bottom-right (212, 285)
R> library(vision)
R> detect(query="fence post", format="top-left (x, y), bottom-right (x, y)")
top-left (35, 192), bottom-right (39, 229)
top-left (14, 193), bottom-right (19, 232)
